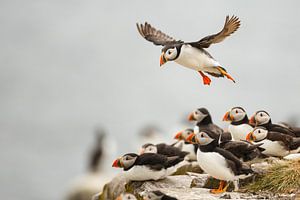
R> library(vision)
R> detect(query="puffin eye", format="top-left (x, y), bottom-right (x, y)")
top-left (235, 110), bottom-right (238, 114)
top-left (258, 130), bottom-right (261, 133)
top-left (260, 113), bottom-right (263, 117)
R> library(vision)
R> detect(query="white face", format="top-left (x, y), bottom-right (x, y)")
top-left (255, 111), bottom-right (271, 125)
top-left (143, 145), bottom-right (158, 154)
top-left (195, 131), bottom-right (214, 146)
top-left (120, 154), bottom-right (137, 169)
top-left (164, 47), bottom-right (177, 61)
top-left (230, 107), bottom-right (246, 122)
top-left (252, 128), bottom-right (268, 141)
top-left (193, 109), bottom-right (208, 122)
top-left (119, 193), bottom-right (137, 200)
top-left (182, 129), bottom-right (194, 140)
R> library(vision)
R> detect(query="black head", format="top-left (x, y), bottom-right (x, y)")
top-left (188, 107), bottom-right (212, 124)
top-left (160, 44), bottom-right (182, 65)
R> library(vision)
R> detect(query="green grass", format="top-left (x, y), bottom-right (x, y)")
top-left (245, 159), bottom-right (300, 193)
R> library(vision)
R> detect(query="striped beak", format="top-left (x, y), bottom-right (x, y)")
top-left (174, 131), bottom-right (183, 140)
top-left (188, 113), bottom-right (195, 121)
top-left (223, 111), bottom-right (234, 121)
top-left (249, 115), bottom-right (256, 126)
top-left (246, 132), bottom-right (255, 142)
top-left (160, 52), bottom-right (167, 66)
top-left (112, 158), bottom-right (123, 168)
top-left (186, 133), bottom-right (196, 144)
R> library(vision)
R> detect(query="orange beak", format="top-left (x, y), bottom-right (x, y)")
top-left (223, 111), bottom-right (234, 121)
top-left (249, 115), bottom-right (256, 126)
top-left (174, 131), bottom-right (183, 140)
top-left (115, 196), bottom-right (122, 200)
top-left (139, 148), bottom-right (145, 155)
top-left (246, 132), bottom-right (255, 142)
top-left (188, 113), bottom-right (195, 121)
top-left (112, 158), bottom-right (122, 168)
top-left (160, 53), bottom-right (167, 66)
top-left (186, 133), bottom-right (196, 143)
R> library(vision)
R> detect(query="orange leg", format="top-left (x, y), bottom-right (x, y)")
top-left (198, 71), bottom-right (211, 85)
top-left (210, 180), bottom-right (229, 194)
top-left (216, 67), bottom-right (236, 83)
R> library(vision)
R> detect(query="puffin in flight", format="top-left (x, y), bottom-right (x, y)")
top-left (136, 15), bottom-right (240, 85)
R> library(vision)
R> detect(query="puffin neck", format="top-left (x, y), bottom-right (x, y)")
top-left (231, 115), bottom-right (249, 125)
top-left (259, 119), bottom-right (272, 128)
top-left (196, 115), bottom-right (212, 126)
top-left (199, 140), bottom-right (218, 152)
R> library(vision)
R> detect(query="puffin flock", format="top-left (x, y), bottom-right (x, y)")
top-left (112, 107), bottom-right (300, 199)
top-left (102, 15), bottom-right (300, 199)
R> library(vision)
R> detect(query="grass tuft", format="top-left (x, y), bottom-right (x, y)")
top-left (245, 159), bottom-right (300, 193)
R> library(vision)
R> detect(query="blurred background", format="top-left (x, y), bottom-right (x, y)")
top-left (1, 0), bottom-right (300, 199)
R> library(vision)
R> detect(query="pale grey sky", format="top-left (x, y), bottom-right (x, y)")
top-left (0, 1), bottom-right (300, 199)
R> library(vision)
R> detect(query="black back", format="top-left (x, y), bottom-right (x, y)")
top-left (156, 143), bottom-right (189, 158)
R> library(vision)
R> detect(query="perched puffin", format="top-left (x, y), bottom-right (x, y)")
top-left (188, 107), bottom-right (232, 142)
top-left (250, 110), bottom-right (300, 137)
top-left (246, 127), bottom-right (300, 157)
top-left (223, 107), bottom-right (253, 141)
top-left (140, 143), bottom-right (189, 175)
top-left (186, 130), bottom-right (253, 193)
top-left (143, 190), bottom-right (178, 200)
top-left (174, 128), bottom-right (198, 161)
top-left (136, 16), bottom-right (240, 85)
top-left (140, 143), bottom-right (189, 159)
top-left (112, 153), bottom-right (183, 181)
top-left (115, 193), bottom-right (137, 200)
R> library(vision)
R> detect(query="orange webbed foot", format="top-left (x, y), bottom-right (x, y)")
top-left (198, 71), bottom-right (211, 85)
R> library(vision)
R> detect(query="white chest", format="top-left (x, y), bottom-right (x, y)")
top-left (175, 45), bottom-right (218, 71)
top-left (259, 139), bottom-right (289, 157)
top-left (197, 150), bottom-right (236, 181)
top-left (228, 124), bottom-right (253, 141)
top-left (125, 165), bottom-right (166, 181)
top-left (182, 143), bottom-right (197, 161)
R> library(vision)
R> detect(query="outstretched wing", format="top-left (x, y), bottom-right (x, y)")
top-left (190, 15), bottom-right (240, 49)
top-left (136, 22), bottom-right (183, 46)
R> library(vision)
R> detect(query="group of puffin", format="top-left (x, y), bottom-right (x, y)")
top-left (112, 107), bottom-right (300, 199)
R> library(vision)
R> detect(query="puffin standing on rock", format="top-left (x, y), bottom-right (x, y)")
top-left (186, 130), bottom-right (253, 193)
top-left (223, 107), bottom-right (254, 141)
top-left (188, 107), bottom-right (232, 142)
top-left (250, 110), bottom-right (300, 137)
top-left (136, 16), bottom-right (240, 85)
top-left (246, 127), bottom-right (300, 157)
top-left (112, 153), bottom-right (183, 181)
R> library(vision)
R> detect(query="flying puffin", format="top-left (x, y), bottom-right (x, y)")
top-left (136, 16), bottom-right (240, 85)
top-left (112, 153), bottom-right (183, 181)
top-left (249, 110), bottom-right (300, 137)
top-left (115, 193), bottom-right (137, 200)
top-left (246, 127), bottom-right (300, 157)
top-left (186, 130), bottom-right (253, 193)
top-left (223, 107), bottom-right (254, 141)
top-left (143, 190), bottom-right (178, 200)
top-left (188, 107), bottom-right (231, 142)
top-left (174, 128), bottom-right (198, 161)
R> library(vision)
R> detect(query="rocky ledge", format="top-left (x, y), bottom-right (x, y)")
top-left (96, 159), bottom-right (300, 200)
